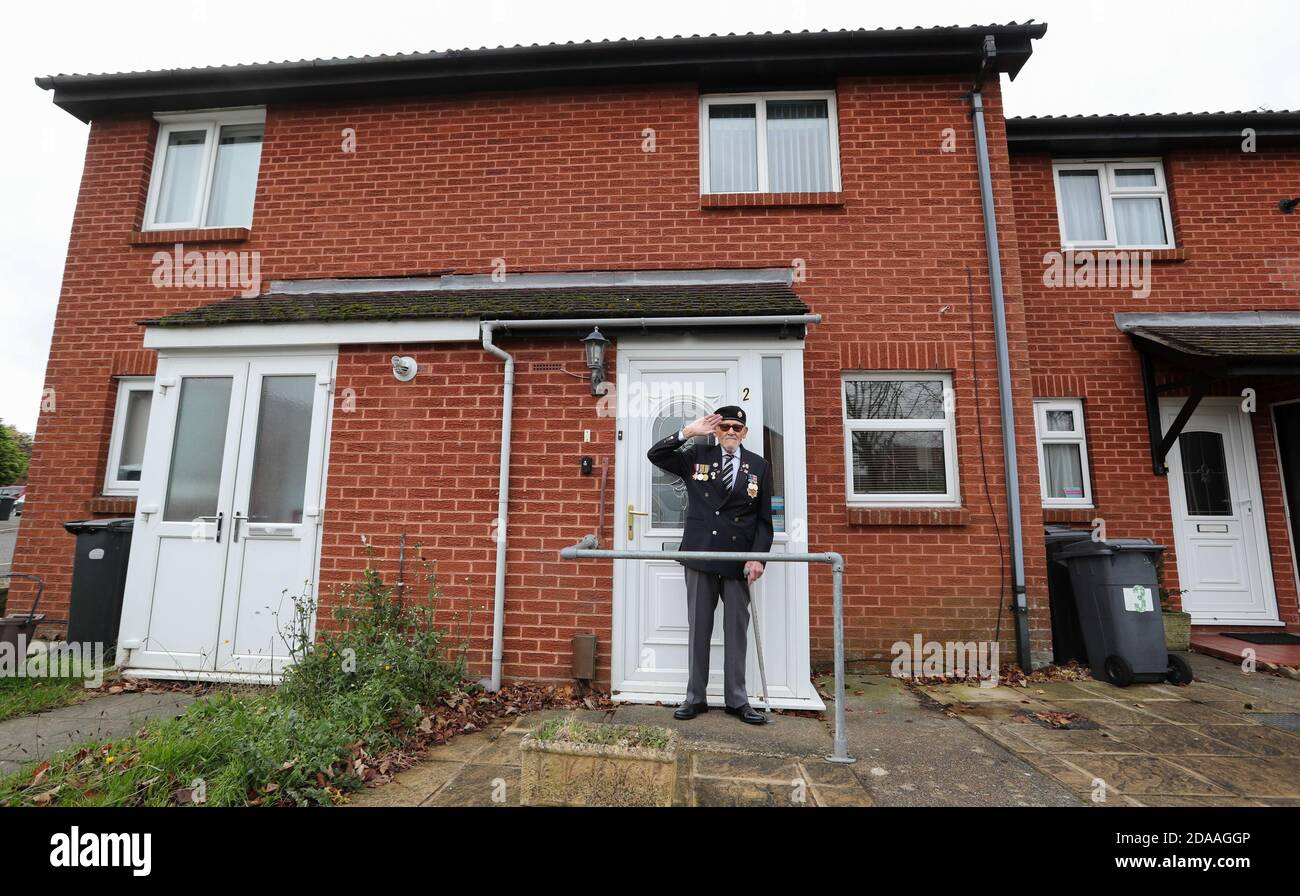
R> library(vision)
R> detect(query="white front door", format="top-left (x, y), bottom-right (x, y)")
top-left (1162, 398), bottom-right (1279, 625)
top-left (120, 352), bottom-right (335, 677)
top-left (613, 339), bottom-right (822, 710)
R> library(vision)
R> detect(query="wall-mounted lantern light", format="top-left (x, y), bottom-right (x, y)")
top-left (581, 327), bottom-right (609, 396)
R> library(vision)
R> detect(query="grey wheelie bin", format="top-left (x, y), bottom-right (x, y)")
top-left (1055, 538), bottom-right (1193, 687)
top-left (63, 518), bottom-right (135, 655)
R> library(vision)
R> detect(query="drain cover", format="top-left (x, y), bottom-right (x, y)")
top-left (1247, 713), bottom-right (1300, 732)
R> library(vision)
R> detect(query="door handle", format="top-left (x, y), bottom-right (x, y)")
top-left (196, 512), bottom-right (223, 543)
top-left (232, 511), bottom-right (246, 542)
top-left (627, 504), bottom-right (649, 541)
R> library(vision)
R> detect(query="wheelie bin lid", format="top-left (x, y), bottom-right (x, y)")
top-left (63, 517), bottom-right (135, 535)
top-left (1044, 525), bottom-right (1094, 548)
top-left (1057, 537), bottom-right (1165, 560)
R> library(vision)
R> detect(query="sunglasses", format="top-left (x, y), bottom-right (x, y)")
top-left (716, 423), bottom-right (745, 433)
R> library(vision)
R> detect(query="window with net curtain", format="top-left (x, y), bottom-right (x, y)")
top-left (1054, 161), bottom-right (1172, 248)
top-left (148, 115), bottom-right (264, 230)
top-left (705, 94), bottom-right (837, 194)
top-left (842, 374), bottom-right (957, 504)
top-left (1034, 399), bottom-right (1092, 507)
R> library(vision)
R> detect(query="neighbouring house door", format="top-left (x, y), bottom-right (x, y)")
top-left (119, 353), bottom-right (335, 677)
top-left (1273, 400), bottom-right (1300, 603)
top-left (613, 339), bottom-right (822, 710)
top-left (1162, 398), bottom-right (1279, 625)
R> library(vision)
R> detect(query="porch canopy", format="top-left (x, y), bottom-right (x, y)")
top-left (1117, 311), bottom-right (1300, 475)
top-left (138, 269), bottom-right (813, 349)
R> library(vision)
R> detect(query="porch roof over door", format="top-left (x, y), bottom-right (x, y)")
top-left (1116, 311), bottom-right (1300, 475)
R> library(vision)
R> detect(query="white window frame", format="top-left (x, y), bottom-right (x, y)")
top-left (103, 377), bottom-right (155, 496)
top-left (1051, 158), bottom-right (1176, 250)
top-left (142, 107), bottom-right (267, 231)
top-left (1034, 398), bottom-right (1094, 509)
top-left (841, 371), bottom-right (959, 507)
top-left (699, 91), bottom-right (842, 195)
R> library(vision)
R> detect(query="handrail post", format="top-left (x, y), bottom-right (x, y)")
top-left (559, 536), bottom-right (854, 764)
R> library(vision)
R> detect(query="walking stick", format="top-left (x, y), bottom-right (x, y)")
top-left (746, 576), bottom-right (772, 722)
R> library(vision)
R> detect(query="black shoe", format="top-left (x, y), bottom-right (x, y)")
top-left (673, 702), bottom-right (709, 720)
top-left (725, 704), bottom-right (766, 725)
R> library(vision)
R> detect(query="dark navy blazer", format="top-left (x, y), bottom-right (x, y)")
top-left (646, 431), bottom-right (775, 579)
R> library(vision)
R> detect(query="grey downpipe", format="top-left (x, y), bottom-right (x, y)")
top-left (479, 312), bottom-right (821, 691)
top-left (970, 75), bottom-right (1033, 671)
top-left (561, 535), bottom-right (852, 764)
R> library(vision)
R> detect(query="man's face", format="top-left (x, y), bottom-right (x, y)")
top-left (714, 419), bottom-right (747, 451)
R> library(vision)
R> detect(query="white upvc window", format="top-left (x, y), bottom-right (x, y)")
top-left (142, 108), bottom-right (266, 231)
top-left (1034, 399), bottom-right (1093, 508)
top-left (1051, 159), bottom-right (1175, 249)
top-left (103, 378), bottom-right (154, 496)
top-left (699, 91), bottom-right (841, 195)
top-left (841, 372), bottom-right (959, 506)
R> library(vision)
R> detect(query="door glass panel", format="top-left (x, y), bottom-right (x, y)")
top-left (761, 357), bottom-right (786, 532)
top-left (164, 377), bottom-right (234, 521)
top-left (247, 375), bottom-right (316, 524)
top-left (650, 399), bottom-right (712, 529)
top-left (1179, 431), bottom-right (1232, 516)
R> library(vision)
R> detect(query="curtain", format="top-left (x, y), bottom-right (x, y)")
top-left (1043, 443), bottom-right (1085, 499)
top-left (206, 125), bottom-right (264, 227)
top-left (766, 100), bottom-right (832, 192)
top-left (1113, 197), bottom-right (1167, 246)
top-left (1057, 171), bottom-right (1107, 242)
top-left (154, 130), bottom-right (206, 224)
top-left (708, 104), bottom-right (758, 192)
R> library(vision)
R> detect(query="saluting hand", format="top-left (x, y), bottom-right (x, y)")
top-left (682, 413), bottom-right (722, 438)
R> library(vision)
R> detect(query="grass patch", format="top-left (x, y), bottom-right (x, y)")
top-left (533, 718), bottom-right (671, 751)
top-left (0, 658), bottom-right (102, 723)
top-left (0, 556), bottom-right (471, 807)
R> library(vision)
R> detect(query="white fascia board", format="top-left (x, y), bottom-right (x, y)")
top-left (143, 318), bottom-right (481, 349)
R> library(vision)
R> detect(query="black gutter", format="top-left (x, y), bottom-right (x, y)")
top-left (1007, 111), bottom-right (1300, 154)
top-left (36, 23), bottom-right (1046, 122)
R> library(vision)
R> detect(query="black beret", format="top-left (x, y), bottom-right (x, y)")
top-left (714, 405), bottom-right (746, 424)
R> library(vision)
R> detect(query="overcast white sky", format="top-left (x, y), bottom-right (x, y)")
top-left (2, 0), bottom-right (1296, 435)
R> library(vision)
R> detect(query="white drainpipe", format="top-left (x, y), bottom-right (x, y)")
top-left (479, 312), bottom-right (822, 691)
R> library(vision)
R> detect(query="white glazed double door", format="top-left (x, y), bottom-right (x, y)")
top-left (121, 354), bottom-right (334, 676)
top-left (614, 341), bottom-right (822, 709)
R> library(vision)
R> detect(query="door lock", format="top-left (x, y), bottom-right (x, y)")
top-left (196, 512), bottom-right (223, 543)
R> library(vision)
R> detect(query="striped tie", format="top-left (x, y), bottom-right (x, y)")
top-left (722, 452), bottom-right (736, 491)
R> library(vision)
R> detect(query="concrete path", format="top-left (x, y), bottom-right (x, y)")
top-left (917, 652), bottom-right (1300, 807)
top-left (349, 673), bottom-right (1081, 807)
top-left (0, 692), bottom-right (197, 777)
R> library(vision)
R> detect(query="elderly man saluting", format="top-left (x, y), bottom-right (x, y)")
top-left (646, 406), bottom-right (774, 725)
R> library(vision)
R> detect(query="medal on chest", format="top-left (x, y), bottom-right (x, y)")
top-left (746, 473), bottom-right (759, 498)
top-left (692, 463), bottom-right (710, 481)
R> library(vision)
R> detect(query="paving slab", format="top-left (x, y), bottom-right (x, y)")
top-left (827, 673), bottom-right (1082, 807)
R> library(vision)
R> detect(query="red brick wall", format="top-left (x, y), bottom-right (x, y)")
top-left (15, 75), bottom-right (1053, 683)
top-left (1012, 148), bottom-right (1300, 629)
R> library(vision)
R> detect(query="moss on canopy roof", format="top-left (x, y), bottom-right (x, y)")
top-left (140, 283), bottom-right (810, 327)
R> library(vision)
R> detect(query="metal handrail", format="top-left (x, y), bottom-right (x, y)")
top-left (559, 534), bottom-right (853, 763)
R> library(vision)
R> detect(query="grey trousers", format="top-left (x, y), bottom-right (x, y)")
top-left (683, 567), bottom-right (750, 709)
